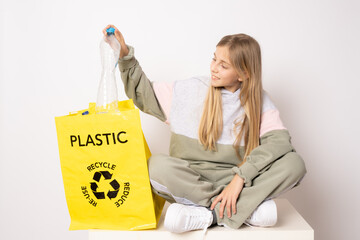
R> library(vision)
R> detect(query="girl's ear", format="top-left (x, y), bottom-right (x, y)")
top-left (237, 74), bottom-right (247, 82)
top-left (238, 72), bottom-right (249, 82)
top-left (238, 70), bottom-right (249, 82)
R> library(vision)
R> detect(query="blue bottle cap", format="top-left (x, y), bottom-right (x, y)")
top-left (106, 27), bottom-right (115, 35)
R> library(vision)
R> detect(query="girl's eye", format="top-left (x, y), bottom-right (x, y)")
top-left (212, 58), bottom-right (228, 69)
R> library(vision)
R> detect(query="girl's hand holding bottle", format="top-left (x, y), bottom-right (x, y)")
top-left (103, 24), bottom-right (129, 59)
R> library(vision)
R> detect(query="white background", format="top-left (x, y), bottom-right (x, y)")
top-left (1, 0), bottom-right (359, 239)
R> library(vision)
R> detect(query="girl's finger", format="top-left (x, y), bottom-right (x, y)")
top-left (210, 198), bottom-right (218, 210)
top-left (232, 198), bottom-right (237, 215)
top-left (103, 24), bottom-right (111, 32)
top-left (219, 200), bottom-right (226, 219)
top-left (226, 201), bottom-right (231, 218)
top-left (210, 194), bottom-right (222, 210)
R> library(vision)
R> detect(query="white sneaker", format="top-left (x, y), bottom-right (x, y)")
top-left (245, 200), bottom-right (277, 227)
top-left (164, 203), bottom-right (213, 233)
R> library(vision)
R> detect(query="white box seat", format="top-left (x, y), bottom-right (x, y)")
top-left (89, 198), bottom-right (314, 240)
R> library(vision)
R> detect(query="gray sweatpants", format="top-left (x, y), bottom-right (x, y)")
top-left (148, 152), bottom-right (306, 229)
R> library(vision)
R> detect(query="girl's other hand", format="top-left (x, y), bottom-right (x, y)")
top-left (210, 174), bottom-right (244, 219)
top-left (103, 24), bottom-right (129, 59)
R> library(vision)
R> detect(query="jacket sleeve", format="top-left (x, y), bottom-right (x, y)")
top-left (232, 91), bottom-right (294, 187)
top-left (232, 129), bottom-right (295, 187)
top-left (117, 45), bottom-right (167, 122)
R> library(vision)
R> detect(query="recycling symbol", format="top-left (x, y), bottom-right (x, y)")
top-left (90, 171), bottom-right (120, 200)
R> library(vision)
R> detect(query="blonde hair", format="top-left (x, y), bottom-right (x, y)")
top-left (198, 34), bottom-right (263, 164)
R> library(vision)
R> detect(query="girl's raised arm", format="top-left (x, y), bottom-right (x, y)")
top-left (118, 44), bottom-right (169, 122)
top-left (102, 25), bottom-right (169, 122)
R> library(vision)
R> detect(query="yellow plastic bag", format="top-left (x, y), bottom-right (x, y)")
top-left (55, 99), bottom-right (165, 230)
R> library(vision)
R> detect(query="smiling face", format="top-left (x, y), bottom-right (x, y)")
top-left (210, 46), bottom-right (242, 93)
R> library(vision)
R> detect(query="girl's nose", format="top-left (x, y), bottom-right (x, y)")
top-left (211, 63), bottom-right (218, 73)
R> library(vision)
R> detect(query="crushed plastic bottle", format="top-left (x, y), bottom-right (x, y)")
top-left (96, 27), bottom-right (121, 113)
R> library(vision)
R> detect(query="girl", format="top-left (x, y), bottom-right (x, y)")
top-left (103, 25), bottom-right (306, 233)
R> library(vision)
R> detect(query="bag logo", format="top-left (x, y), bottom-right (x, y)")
top-left (91, 171), bottom-right (120, 200)
top-left (81, 162), bottom-right (131, 208)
